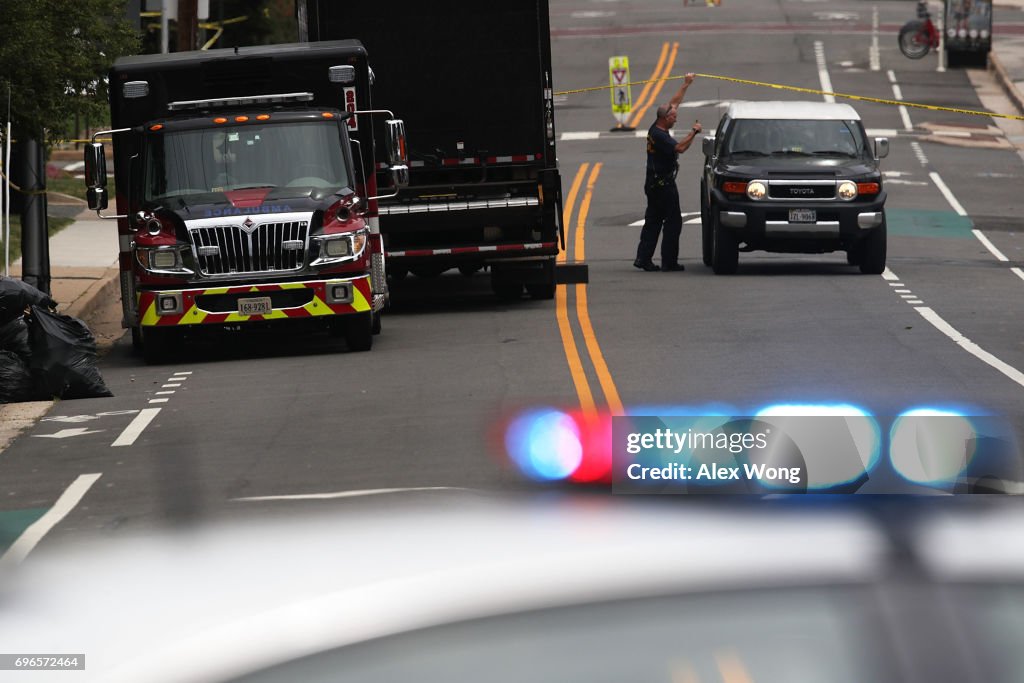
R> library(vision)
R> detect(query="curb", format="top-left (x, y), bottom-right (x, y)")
top-left (64, 267), bottom-right (121, 322)
top-left (990, 50), bottom-right (1024, 116)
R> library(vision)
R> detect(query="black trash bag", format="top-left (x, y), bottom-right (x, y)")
top-left (0, 277), bottom-right (56, 326)
top-left (27, 305), bottom-right (113, 400)
top-left (0, 350), bottom-right (36, 404)
top-left (0, 316), bottom-right (31, 359)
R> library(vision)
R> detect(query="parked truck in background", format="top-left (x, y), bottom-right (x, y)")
top-left (85, 41), bottom-right (408, 362)
top-left (300, 0), bottom-right (572, 300)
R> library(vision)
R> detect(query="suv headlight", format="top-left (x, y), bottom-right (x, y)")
top-left (837, 181), bottom-right (858, 201)
top-left (746, 181), bottom-right (767, 201)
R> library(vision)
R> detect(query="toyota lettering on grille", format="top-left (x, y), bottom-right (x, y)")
top-left (790, 188), bottom-right (816, 196)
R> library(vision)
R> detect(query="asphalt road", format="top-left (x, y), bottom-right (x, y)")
top-left (4, 0), bottom-right (1024, 553)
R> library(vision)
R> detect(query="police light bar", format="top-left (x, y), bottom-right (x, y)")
top-left (167, 92), bottom-right (314, 111)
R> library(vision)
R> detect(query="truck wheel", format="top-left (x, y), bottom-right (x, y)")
top-left (493, 282), bottom-right (523, 302)
top-left (711, 213), bottom-right (738, 275)
top-left (141, 327), bottom-right (176, 365)
top-left (526, 278), bottom-right (556, 300)
top-left (371, 310), bottom-right (382, 335)
top-left (858, 220), bottom-right (887, 275)
top-left (458, 264), bottom-right (482, 277)
top-left (344, 312), bottom-right (374, 351)
top-left (701, 189), bottom-right (713, 267)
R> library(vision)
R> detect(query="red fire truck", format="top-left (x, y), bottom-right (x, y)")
top-left (85, 41), bottom-right (408, 362)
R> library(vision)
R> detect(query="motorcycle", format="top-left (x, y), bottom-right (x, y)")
top-left (899, 1), bottom-right (940, 59)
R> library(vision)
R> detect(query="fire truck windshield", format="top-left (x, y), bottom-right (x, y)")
top-left (143, 120), bottom-right (351, 200)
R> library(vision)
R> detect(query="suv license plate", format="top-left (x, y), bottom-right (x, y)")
top-left (789, 209), bottom-right (816, 223)
top-left (238, 297), bottom-right (272, 316)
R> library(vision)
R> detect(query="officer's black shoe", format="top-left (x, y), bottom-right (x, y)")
top-left (661, 262), bottom-right (685, 272)
top-left (633, 260), bottom-right (660, 272)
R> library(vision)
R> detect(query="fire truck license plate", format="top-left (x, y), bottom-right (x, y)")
top-left (789, 209), bottom-right (816, 223)
top-left (238, 297), bottom-right (272, 316)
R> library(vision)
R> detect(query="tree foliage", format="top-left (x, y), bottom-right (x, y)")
top-left (0, 0), bottom-right (140, 141)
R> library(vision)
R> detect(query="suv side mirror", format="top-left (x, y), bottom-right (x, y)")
top-left (702, 136), bottom-right (716, 158)
top-left (874, 137), bottom-right (889, 160)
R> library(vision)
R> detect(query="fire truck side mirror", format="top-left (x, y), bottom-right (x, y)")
top-left (87, 187), bottom-right (109, 212)
top-left (385, 119), bottom-right (409, 167)
top-left (386, 119), bottom-right (409, 189)
top-left (84, 143), bottom-right (108, 190)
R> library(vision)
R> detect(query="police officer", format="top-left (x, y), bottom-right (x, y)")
top-left (634, 73), bottom-right (701, 272)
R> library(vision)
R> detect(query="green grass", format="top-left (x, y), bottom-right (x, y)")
top-left (47, 176), bottom-right (89, 202)
top-left (1, 215), bottom-right (74, 266)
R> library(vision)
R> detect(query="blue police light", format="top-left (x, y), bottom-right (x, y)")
top-left (504, 409), bottom-right (583, 482)
top-left (890, 408), bottom-right (976, 485)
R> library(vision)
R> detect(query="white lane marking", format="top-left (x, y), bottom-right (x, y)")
top-left (908, 299), bottom-right (924, 304)
top-left (889, 282), bottom-right (904, 286)
top-left (972, 229), bottom-right (1010, 262)
top-left (561, 132), bottom-right (601, 141)
top-left (42, 410), bottom-right (138, 423)
top-left (882, 268), bottom-right (900, 281)
top-left (814, 41), bottom-right (835, 103)
top-left (895, 289), bottom-right (912, 293)
top-left (887, 70), bottom-right (913, 131)
top-left (929, 173), bottom-right (1009, 263)
top-left (233, 487), bottom-right (470, 502)
top-left (148, 399), bottom-right (169, 404)
top-left (155, 391), bottom-right (175, 395)
top-left (911, 141), bottom-right (929, 166)
top-left (111, 408), bottom-right (161, 447)
top-left (173, 371), bottom-right (192, 376)
top-left (900, 295), bottom-right (917, 299)
top-left (162, 383), bottom-right (182, 389)
top-left (870, 6), bottom-right (880, 71)
top-left (0, 473), bottom-right (102, 566)
top-left (1012, 267), bottom-right (1024, 282)
top-left (929, 171), bottom-right (967, 216)
top-left (867, 128), bottom-right (899, 137)
top-left (630, 212), bottom-right (699, 227)
top-left (916, 307), bottom-right (1024, 389)
top-left (32, 428), bottom-right (104, 439)
top-left (933, 130), bottom-right (972, 138)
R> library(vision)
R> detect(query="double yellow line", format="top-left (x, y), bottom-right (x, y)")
top-left (627, 41), bottom-right (680, 129)
top-left (557, 162), bottom-right (623, 417)
top-left (553, 45), bottom-right (686, 415)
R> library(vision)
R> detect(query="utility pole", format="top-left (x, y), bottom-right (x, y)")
top-left (177, 0), bottom-right (198, 52)
top-left (15, 137), bottom-right (50, 295)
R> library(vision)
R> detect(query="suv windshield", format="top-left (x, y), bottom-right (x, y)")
top-left (723, 119), bottom-right (868, 159)
top-left (144, 121), bottom-right (351, 200)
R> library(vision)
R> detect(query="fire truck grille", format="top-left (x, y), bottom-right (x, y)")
top-left (189, 220), bottom-right (309, 276)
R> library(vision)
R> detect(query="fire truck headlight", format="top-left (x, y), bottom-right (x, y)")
top-left (323, 238), bottom-right (352, 258)
top-left (151, 250), bottom-right (179, 269)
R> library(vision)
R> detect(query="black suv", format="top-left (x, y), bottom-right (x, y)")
top-left (700, 101), bottom-right (889, 274)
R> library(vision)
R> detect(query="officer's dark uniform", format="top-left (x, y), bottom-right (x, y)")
top-left (635, 124), bottom-right (683, 270)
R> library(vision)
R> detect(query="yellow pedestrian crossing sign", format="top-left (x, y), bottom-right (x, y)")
top-left (609, 56), bottom-right (632, 118)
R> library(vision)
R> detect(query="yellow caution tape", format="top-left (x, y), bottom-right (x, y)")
top-left (556, 73), bottom-right (1024, 122)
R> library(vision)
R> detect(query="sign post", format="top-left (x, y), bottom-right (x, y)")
top-left (609, 56), bottom-right (635, 132)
